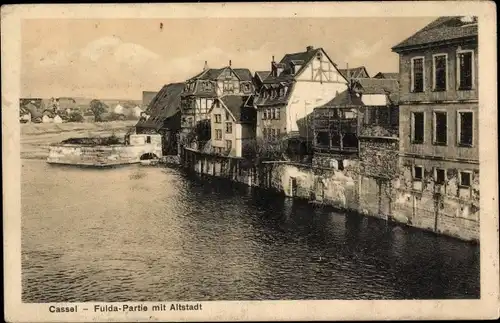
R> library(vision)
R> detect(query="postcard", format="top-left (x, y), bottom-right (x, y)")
top-left (2, 2), bottom-right (499, 322)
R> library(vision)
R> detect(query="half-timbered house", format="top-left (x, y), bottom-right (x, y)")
top-left (179, 62), bottom-right (254, 151)
top-left (254, 45), bottom-right (348, 149)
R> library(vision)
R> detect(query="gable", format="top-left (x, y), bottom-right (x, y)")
top-left (295, 48), bottom-right (346, 83)
top-left (217, 67), bottom-right (239, 81)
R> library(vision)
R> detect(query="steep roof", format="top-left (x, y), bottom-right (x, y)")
top-left (338, 66), bottom-right (370, 79)
top-left (135, 82), bottom-right (185, 130)
top-left (354, 78), bottom-right (400, 104)
top-left (278, 47), bottom-right (324, 77)
top-left (254, 82), bottom-right (295, 107)
top-left (218, 95), bottom-right (255, 124)
top-left (318, 90), bottom-right (364, 108)
top-left (392, 16), bottom-right (478, 52)
top-left (188, 67), bottom-right (253, 82)
top-left (255, 71), bottom-right (271, 82)
top-left (233, 68), bottom-right (253, 81)
top-left (373, 72), bottom-right (399, 80)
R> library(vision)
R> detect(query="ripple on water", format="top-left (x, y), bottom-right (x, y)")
top-left (21, 160), bottom-right (480, 302)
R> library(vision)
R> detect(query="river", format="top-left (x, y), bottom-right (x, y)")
top-left (21, 159), bottom-right (480, 302)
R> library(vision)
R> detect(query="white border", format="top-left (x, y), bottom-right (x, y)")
top-left (2, 2), bottom-right (499, 322)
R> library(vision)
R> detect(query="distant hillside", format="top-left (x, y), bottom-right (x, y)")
top-left (21, 97), bottom-right (143, 111)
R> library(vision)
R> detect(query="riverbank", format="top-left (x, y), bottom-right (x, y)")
top-left (21, 121), bottom-right (136, 160)
top-left (181, 147), bottom-right (480, 243)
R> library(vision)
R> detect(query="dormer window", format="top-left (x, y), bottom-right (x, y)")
top-left (315, 51), bottom-right (322, 60)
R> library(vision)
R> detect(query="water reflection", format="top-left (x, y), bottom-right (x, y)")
top-left (22, 160), bottom-right (479, 302)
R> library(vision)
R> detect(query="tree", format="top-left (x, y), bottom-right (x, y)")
top-left (89, 99), bottom-right (107, 122)
top-left (242, 136), bottom-right (287, 162)
top-left (68, 111), bottom-right (84, 123)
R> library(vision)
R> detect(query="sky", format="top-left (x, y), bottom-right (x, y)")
top-left (21, 17), bottom-right (436, 100)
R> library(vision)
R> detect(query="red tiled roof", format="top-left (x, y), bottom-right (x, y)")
top-left (392, 16), bottom-right (478, 51)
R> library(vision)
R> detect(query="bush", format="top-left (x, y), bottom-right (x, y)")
top-left (61, 135), bottom-right (123, 146)
top-left (242, 137), bottom-right (287, 161)
top-left (68, 112), bottom-right (84, 123)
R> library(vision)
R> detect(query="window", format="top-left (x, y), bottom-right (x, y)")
top-left (223, 81), bottom-right (234, 93)
top-left (411, 112), bottom-right (424, 144)
top-left (459, 171), bottom-right (471, 187)
top-left (276, 129), bottom-right (281, 138)
top-left (413, 166), bottom-right (423, 181)
top-left (215, 114), bottom-right (221, 123)
top-left (262, 109), bottom-right (267, 120)
top-left (275, 108), bottom-right (280, 120)
top-left (411, 57), bottom-right (424, 92)
top-left (364, 107), bottom-right (377, 125)
top-left (433, 54), bottom-right (447, 91)
top-left (435, 168), bottom-right (446, 185)
top-left (263, 128), bottom-right (268, 139)
top-left (146, 136), bottom-right (151, 144)
top-left (433, 111), bottom-right (447, 145)
top-left (226, 140), bottom-right (232, 150)
top-left (225, 122), bottom-right (232, 134)
top-left (215, 129), bottom-right (222, 140)
top-left (457, 50), bottom-right (474, 90)
top-left (458, 112), bottom-right (473, 146)
top-left (271, 129), bottom-right (276, 140)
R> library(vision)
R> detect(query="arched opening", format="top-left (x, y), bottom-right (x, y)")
top-left (140, 153), bottom-right (158, 160)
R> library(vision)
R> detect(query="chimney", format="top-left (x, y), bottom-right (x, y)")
top-left (229, 60), bottom-right (232, 67)
top-left (271, 55), bottom-right (277, 77)
top-left (306, 45), bottom-right (314, 52)
top-left (203, 61), bottom-right (208, 71)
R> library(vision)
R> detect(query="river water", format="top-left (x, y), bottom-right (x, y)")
top-left (21, 159), bottom-right (480, 302)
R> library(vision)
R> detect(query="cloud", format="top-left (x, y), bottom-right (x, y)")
top-left (347, 39), bottom-right (385, 60)
top-left (22, 38), bottom-right (274, 98)
top-left (23, 36), bottom-right (168, 98)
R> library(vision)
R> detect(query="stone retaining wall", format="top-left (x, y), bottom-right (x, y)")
top-left (47, 144), bottom-right (162, 166)
top-left (181, 147), bottom-right (479, 242)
